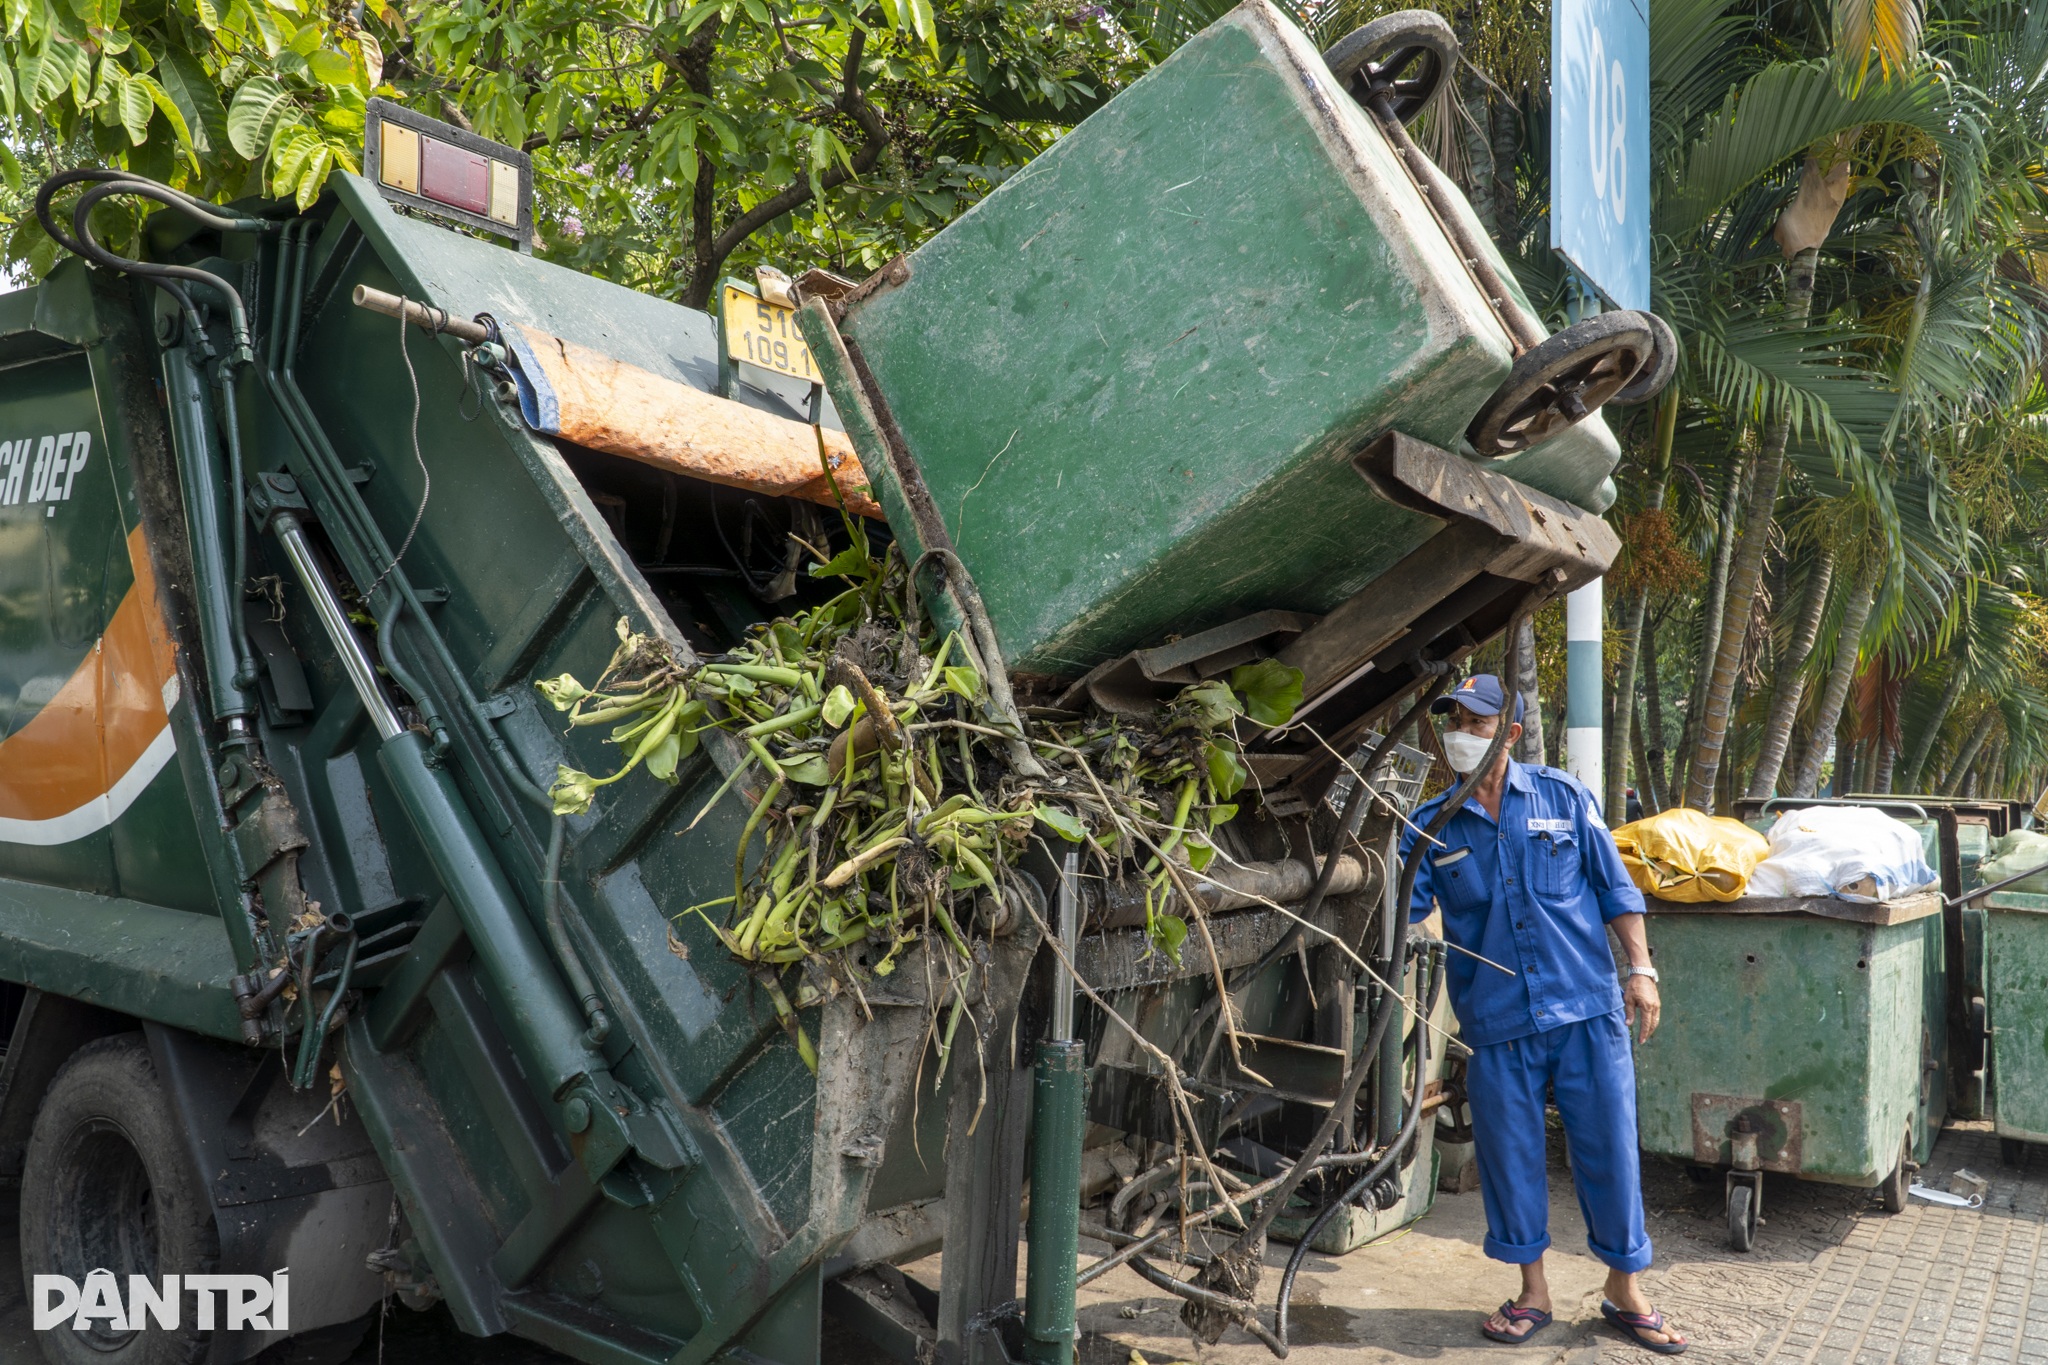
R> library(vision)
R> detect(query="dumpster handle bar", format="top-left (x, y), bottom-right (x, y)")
top-left (1756, 796), bottom-right (1933, 820)
top-left (272, 511), bottom-right (405, 741)
top-left (1949, 858), bottom-right (2048, 907)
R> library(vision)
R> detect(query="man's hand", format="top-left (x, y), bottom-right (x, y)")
top-left (1624, 973), bottom-right (1661, 1043)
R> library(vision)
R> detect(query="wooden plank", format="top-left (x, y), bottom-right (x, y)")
top-left (1643, 890), bottom-right (1942, 927)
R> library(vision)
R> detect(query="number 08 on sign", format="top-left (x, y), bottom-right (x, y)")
top-left (721, 283), bottom-right (817, 382)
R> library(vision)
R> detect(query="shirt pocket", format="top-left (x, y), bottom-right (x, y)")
top-left (1533, 829), bottom-right (1583, 898)
top-left (1433, 848), bottom-right (1488, 913)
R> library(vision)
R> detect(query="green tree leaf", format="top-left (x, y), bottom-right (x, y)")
top-left (226, 72), bottom-right (295, 157)
top-left (1229, 659), bottom-right (1303, 728)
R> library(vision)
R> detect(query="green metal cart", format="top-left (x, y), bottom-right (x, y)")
top-left (1634, 889), bottom-right (1947, 1251)
top-left (1978, 885), bottom-right (2048, 1164)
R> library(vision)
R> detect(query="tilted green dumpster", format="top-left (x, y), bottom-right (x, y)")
top-left (812, 0), bottom-right (1624, 680)
top-left (1983, 890), bottom-right (2048, 1156)
top-left (1634, 884), bottom-right (1947, 1251)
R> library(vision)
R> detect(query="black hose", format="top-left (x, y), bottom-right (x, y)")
top-left (1274, 938), bottom-right (1445, 1345)
top-left (545, 815), bottom-right (612, 1048)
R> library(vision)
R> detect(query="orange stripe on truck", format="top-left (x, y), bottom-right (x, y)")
top-left (0, 524), bottom-right (179, 827)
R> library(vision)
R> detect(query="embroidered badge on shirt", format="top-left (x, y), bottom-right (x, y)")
top-left (1526, 818), bottom-right (1572, 834)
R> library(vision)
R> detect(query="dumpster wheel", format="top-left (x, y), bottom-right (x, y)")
top-left (1879, 1130), bottom-right (1912, 1213)
top-left (1323, 11), bottom-right (1459, 123)
top-left (1726, 1181), bottom-right (1758, 1252)
top-left (1467, 311), bottom-right (1659, 455)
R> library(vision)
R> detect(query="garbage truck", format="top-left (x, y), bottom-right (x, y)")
top-left (0, 4), bottom-right (1656, 1362)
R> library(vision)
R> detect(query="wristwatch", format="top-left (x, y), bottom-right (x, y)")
top-left (1625, 965), bottom-right (1660, 981)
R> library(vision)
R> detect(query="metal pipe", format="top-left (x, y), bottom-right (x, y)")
top-left (1024, 851), bottom-right (1086, 1364)
top-left (272, 512), bottom-right (403, 741)
top-left (160, 345), bottom-right (259, 726)
top-left (351, 284), bottom-right (492, 346)
top-left (1761, 795), bottom-right (1932, 820)
top-left (544, 815), bottom-right (612, 1047)
top-left (1053, 851), bottom-right (1079, 1041)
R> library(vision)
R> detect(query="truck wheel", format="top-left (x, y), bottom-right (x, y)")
top-left (20, 1035), bottom-right (219, 1365)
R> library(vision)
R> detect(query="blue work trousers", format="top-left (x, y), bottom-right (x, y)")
top-left (1465, 1009), bottom-right (1652, 1272)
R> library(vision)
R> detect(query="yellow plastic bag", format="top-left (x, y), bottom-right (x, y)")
top-left (1611, 808), bottom-right (1770, 903)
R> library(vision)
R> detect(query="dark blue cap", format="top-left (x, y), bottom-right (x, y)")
top-left (1431, 673), bottom-right (1525, 722)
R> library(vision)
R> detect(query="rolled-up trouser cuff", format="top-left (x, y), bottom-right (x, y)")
top-left (1483, 1231), bottom-right (1552, 1265)
top-left (1589, 1233), bottom-right (1654, 1274)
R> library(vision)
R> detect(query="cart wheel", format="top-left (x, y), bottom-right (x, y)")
top-left (1879, 1135), bottom-right (1910, 1213)
top-left (1610, 311), bottom-right (1679, 405)
top-left (1323, 11), bottom-right (1459, 124)
top-left (2002, 1137), bottom-right (2028, 1167)
top-left (1467, 311), bottom-right (1658, 456)
top-left (1727, 1183), bottom-right (1756, 1252)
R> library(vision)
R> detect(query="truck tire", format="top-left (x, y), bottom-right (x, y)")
top-left (20, 1035), bottom-right (220, 1365)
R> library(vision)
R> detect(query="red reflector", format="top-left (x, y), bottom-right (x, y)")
top-left (420, 138), bottom-right (489, 214)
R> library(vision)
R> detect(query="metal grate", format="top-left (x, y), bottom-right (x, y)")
top-left (1324, 729), bottom-right (1433, 819)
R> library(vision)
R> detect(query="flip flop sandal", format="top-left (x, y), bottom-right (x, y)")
top-left (1480, 1301), bottom-right (1553, 1344)
top-left (1602, 1298), bottom-right (1689, 1355)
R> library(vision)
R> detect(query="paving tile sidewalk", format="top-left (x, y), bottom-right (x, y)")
top-left (0, 1123), bottom-right (2041, 1362)
top-left (1074, 1121), bottom-right (2048, 1364)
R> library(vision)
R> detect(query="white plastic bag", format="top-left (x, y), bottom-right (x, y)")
top-left (1746, 806), bottom-right (1939, 902)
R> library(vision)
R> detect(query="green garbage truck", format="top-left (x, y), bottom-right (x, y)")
top-left (0, 4), bottom-right (1653, 1362)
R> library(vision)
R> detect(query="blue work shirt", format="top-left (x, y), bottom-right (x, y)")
top-left (1400, 760), bottom-right (1645, 1046)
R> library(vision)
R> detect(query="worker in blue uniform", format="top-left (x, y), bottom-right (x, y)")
top-left (1400, 675), bottom-right (1686, 1354)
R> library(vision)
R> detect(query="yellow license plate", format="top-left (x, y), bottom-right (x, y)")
top-left (722, 284), bottom-right (817, 382)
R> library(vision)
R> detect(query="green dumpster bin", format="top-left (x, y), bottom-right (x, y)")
top-left (1981, 887), bottom-right (2048, 1161)
top-left (1634, 888), bottom-right (1946, 1251)
top-left (811, 0), bottom-right (1628, 678)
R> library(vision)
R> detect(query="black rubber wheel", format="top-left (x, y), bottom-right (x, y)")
top-left (1467, 311), bottom-right (1657, 456)
top-left (1726, 1183), bottom-right (1755, 1252)
top-left (1610, 311), bottom-right (1679, 405)
top-left (1323, 11), bottom-right (1459, 123)
top-left (20, 1035), bottom-right (220, 1365)
top-left (1879, 1132), bottom-right (1910, 1213)
top-left (2002, 1137), bottom-right (2029, 1167)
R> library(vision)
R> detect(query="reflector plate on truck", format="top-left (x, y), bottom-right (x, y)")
top-left (365, 98), bottom-right (532, 251)
top-left (722, 282), bottom-right (817, 382)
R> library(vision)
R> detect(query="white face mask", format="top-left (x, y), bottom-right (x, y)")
top-left (1441, 729), bottom-right (1497, 774)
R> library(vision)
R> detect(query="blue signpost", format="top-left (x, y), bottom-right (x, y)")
top-left (1553, 0), bottom-right (1649, 798)
top-left (1551, 0), bottom-right (1649, 311)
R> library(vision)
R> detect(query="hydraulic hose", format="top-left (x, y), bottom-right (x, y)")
top-left (545, 815), bottom-right (612, 1048)
top-left (1274, 938), bottom-right (1446, 1347)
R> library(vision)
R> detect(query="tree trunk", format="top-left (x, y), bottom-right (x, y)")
top-left (1632, 696), bottom-right (1660, 816)
top-left (1676, 456), bottom-right (1748, 805)
top-left (1490, 100), bottom-right (1520, 244)
top-left (1513, 617), bottom-right (1547, 766)
top-left (1789, 562), bottom-right (1878, 797)
top-left (1644, 612), bottom-right (1669, 806)
top-left (1939, 711), bottom-right (1997, 795)
top-left (1686, 246), bottom-right (1823, 810)
top-left (1746, 548), bottom-right (1836, 798)
top-left (1874, 736), bottom-right (1897, 793)
top-left (1898, 666), bottom-right (1967, 793)
top-left (1606, 388), bottom-right (1679, 819)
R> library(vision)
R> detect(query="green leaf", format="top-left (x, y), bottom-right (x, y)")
top-left (822, 684), bottom-right (856, 728)
top-left (133, 72), bottom-right (194, 163)
top-left (549, 765), bottom-right (600, 816)
top-left (1180, 679), bottom-right (1242, 729)
top-left (1229, 658), bottom-right (1303, 728)
top-left (1205, 742), bottom-right (1246, 800)
top-left (941, 664), bottom-right (981, 700)
top-left (782, 753), bottom-right (832, 785)
top-left (111, 67), bottom-right (152, 143)
top-left (294, 139), bottom-right (331, 208)
top-left (808, 543), bottom-right (873, 581)
top-left (1034, 804), bottom-right (1088, 842)
top-left (226, 73), bottom-right (295, 158)
top-left (1148, 913), bottom-right (1187, 963)
top-left (155, 47), bottom-right (225, 156)
top-left (0, 141), bottom-right (19, 194)
top-left (1206, 802), bottom-right (1238, 828)
top-left (305, 46), bottom-right (351, 85)
top-left (1184, 831), bottom-right (1215, 872)
top-left (645, 732), bottom-right (682, 782)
